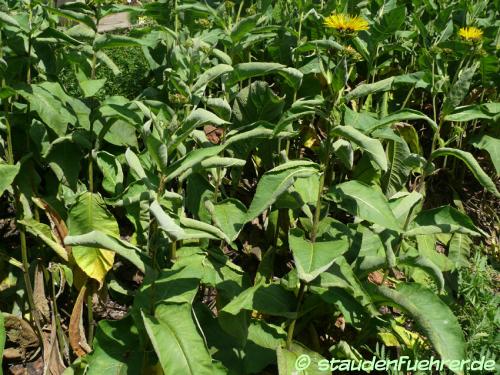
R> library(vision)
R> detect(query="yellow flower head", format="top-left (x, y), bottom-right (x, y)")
top-left (458, 27), bottom-right (483, 41)
top-left (324, 13), bottom-right (369, 33)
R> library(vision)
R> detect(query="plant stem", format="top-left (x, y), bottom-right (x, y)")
top-left (286, 280), bottom-right (305, 349)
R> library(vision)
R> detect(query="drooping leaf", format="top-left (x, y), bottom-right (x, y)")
top-left (469, 134), bottom-right (500, 175)
top-left (406, 206), bottom-right (484, 237)
top-left (375, 283), bottom-right (466, 371)
top-left (245, 161), bottom-right (320, 222)
top-left (142, 303), bottom-right (215, 375)
top-left (327, 180), bottom-right (401, 232)
top-left (430, 148), bottom-right (500, 197)
top-left (64, 230), bottom-right (150, 275)
top-left (332, 126), bottom-right (388, 171)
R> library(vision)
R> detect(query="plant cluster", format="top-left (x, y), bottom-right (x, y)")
top-left (0, 0), bottom-right (498, 374)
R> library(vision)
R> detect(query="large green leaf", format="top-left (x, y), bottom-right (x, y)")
top-left (46, 6), bottom-right (96, 30)
top-left (221, 283), bottom-right (297, 318)
top-left (375, 283), bottom-right (466, 372)
top-left (430, 148), bottom-right (499, 197)
top-left (142, 303), bottom-right (215, 375)
top-left (245, 161), bottom-right (319, 222)
top-left (232, 81), bottom-right (285, 127)
top-left (289, 228), bottom-right (349, 283)
top-left (206, 199), bottom-right (247, 242)
top-left (444, 103), bottom-right (500, 122)
top-left (406, 206), bottom-right (484, 237)
top-left (327, 181), bottom-right (401, 232)
top-left (332, 126), bottom-right (388, 171)
top-left (84, 316), bottom-right (145, 375)
top-left (68, 193), bottom-right (119, 284)
top-left (0, 163), bottom-right (20, 197)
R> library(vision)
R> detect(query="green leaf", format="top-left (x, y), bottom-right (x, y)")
top-left (84, 316), bottom-right (145, 375)
top-left (79, 78), bottom-right (106, 98)
top-left (289, 228), bottom-right (349, 283)
top-left (375, 283), bottom-right (466, 370)
top-left (368, 109), bottom-right (438, 133)
top-left (192, 64), bottom-right (233, 94)
top-left (442, 65), bottom-right (478, 116)
top-left (448, 233), bottom-right (471, 269)
top-left (64, 230), bottom-right (150, 275)
top-left (68, 193), bottom-right (119, 284)
top-left (0, 163), bottom-right (20, 197)
top-left (231, 14), bottom-right (259, 43)
top-left (165, 145), bottom-right (225, 182)
top-left (246, 161), bottom-right (320, 222)
top-left (145, 133), bottom-right (169, 175)
top-left (206, 199), bottom-right (246, 242)
top-left (96, 151), bottom-right (123, 195)
top-left (332, 126), bottom-right (388, 171)
top-left (221, 283), bottom-right (297, 318)
top-left (233, 81), bottom-right (285, 127)
top-left (381, 137), bottom-right (411, 197)
top-left (45, 138), bottom-right (83, 191)
top-left (149, 200), bottom-right (185, 241)
top-left (444, 103), bottom-right (500, 122)
top-left (406, 206), bottom-right (484, 237)
top-left (430, 148), bottom-right (500, 197)
top-left (142, 303), bottom-right (215, 375)
top-left (93, 34), bottom-right (148, 50)
top-left (277, 342), bottom-right (327, 375)
top-left (0, 11), bottom-right (21, 29)
top-left (470, 134), bottom-right (500, 175)
top-left (327, 180), bottom-right (401, 232)
top-left (227, 62), bottom-right (303, 89)
top-left (19, 218), bottom-right (68, 261)
top-left (170, 109), bottom-right (228, 151)
top-left (46, 6), bottom-right (96, 30)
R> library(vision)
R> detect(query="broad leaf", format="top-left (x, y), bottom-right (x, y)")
top-left (332, 126), bottom-right (388, 171)
top-left (142, 303), bottom-right (215, 375)
top-left (470, 134), bottom-right (500, 175)
top-left (406, 206), bottom-right (484, 237)
top-left (327, 180), bottom-right (401, 232)
top-left (68, 193), bottom-right (119, 284)
top-left (289, 228), bottom-right (349, 283)
top-left (0, 163), bottom-right (19, 197)
top-left (375, 283), bottom-right (466, 371)
top-left (246, 161), bottom-right (319, 221)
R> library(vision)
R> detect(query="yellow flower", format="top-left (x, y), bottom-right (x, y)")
top-left (458, 27), bottom-right (483, 41)
top-left (324, 13), bottom-right (369, 33)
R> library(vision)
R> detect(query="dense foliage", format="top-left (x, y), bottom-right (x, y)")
top-left (0, 0), bottom-right (498, 374)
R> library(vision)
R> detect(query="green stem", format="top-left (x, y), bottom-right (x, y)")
top-left (286, 280), bottom-right (305, 349)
